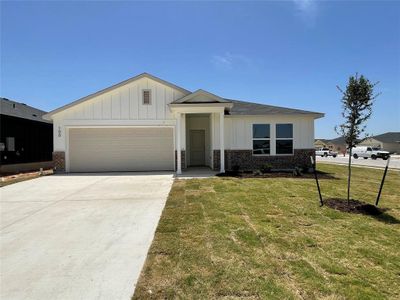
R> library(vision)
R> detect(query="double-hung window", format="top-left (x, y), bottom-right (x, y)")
top-left (252, 124), bottom-right (270, 155)
top-left (276, 124), bottom-right (293, 154)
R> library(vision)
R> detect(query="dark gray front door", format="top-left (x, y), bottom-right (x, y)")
top-left (190, 130), bottom-right (205, 166)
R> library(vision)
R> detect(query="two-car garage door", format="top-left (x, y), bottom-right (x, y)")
top-left (68, 127), bottom-right (174, 172)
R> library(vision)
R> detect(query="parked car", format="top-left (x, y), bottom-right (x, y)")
top-left (316, 147), bottom-right (338, 157)
top-left (351, 146), bottom-right (390, 160)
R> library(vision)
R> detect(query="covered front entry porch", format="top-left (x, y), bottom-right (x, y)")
top-left (174, 110), bottom-right (225, 175)
top-left (185, 114), bottom-right (211, 168)
top-left (169, 90), bottom-right (233, 175)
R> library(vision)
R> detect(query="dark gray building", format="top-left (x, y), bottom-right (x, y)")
top-left (0, 98), bottom-right (53, 170)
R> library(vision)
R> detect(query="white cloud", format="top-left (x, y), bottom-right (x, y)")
top-left (292, 0), bottom-right (318, 26)
top-left (293, 0), bottom-right (315, 13)
top-left (211, 52), bottom-right (252, 70)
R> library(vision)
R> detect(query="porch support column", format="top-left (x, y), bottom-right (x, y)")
top-left (176, 112), bottom-right (182, 174)
top-left (219, 111), bottom-right (225, 173)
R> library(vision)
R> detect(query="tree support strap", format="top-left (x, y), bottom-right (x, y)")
top-left (310, 156), bottom-right (323, 206)
top-left (375, 157), bottom-right (390, 206)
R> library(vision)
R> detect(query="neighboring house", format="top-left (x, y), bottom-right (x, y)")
top-left (314, 139), bottom-right (330, 149)
top-left (359, 132), bottom-right (400, 154)
top-left (327, 137), bottom-right (347, 154)
top-left (43, 73), bottom-right (324, 173)
top-left (0, 98), bottom-right (53, 173)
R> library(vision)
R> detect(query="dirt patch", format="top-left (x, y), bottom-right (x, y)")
top-left (0, 169), bottom-right (53, 187)
top-left (325, 198), bottom-right (383, 215)
top-left (216, 170), bottom-right (336, 179)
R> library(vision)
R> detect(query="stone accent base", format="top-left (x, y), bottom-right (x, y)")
top-left (52, 151), bottom-right (65, 172)
top-left (213, 149), bottom-right (315, 171)
top-left (175, 150), bottom-right (186, 171)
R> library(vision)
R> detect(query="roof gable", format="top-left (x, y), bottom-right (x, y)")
top-left (44, 73), bottom-right (191, 119)
top-left (172, 89), bottom-right (231, 104)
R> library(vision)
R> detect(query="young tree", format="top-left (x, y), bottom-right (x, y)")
top-left (335, 74), bottom-right (379, 204)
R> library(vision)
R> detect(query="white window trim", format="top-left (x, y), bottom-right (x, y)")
top-left (252, 124), bottom-right (271, 156)
top-left (142, 89), bottom-right (151, 105)
top-left (275, 123), bottom-right (294, 156)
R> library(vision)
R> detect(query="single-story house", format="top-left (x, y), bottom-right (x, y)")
top-left (359, 132), bottom-right (400, 154)
top-left (43, 73), bottom-right (324, 173)
top-left (0, 97), bottom-right (53, 174)
top-left (314, 139), bottom-right (330, 149)
top-left (327, 136), bottom-right (347, 154)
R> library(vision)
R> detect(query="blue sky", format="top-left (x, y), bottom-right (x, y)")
top-left (1, 0), bottom-right (399, 138)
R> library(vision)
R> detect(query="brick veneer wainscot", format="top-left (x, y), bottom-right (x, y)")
top-left (213, 149), bottom-right (315, 171)
top-left (52, 151), bottom-right (65, 172)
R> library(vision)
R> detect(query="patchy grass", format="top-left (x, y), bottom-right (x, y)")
top-left (133, 164), bottom-right (400, 299)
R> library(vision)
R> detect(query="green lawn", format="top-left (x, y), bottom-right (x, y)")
top-left (133, 164), bottom-right (400, 299)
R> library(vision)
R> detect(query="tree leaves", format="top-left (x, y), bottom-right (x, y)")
top-left (335, 73), bottom-right (380, 148)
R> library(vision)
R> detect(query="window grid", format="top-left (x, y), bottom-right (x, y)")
top-left (276, 124), bottom-right (293, 155)
top-left (252, 124), bottom-right (270, 155)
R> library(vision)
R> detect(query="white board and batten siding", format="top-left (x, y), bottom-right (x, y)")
top-left (210, 114), bottom-right (315, 153)
top-left (53, 77), bottom-right (186, 152)
top-left (61, 77), bottom-right (184, 121)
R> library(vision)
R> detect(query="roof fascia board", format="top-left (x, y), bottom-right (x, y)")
top-left (225, 113), bottom-right (324, 119)
top-left (169, 102), bottom-right (233, 108)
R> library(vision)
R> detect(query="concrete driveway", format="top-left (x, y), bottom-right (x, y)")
top-left (0, 172), bottom-right (174, 300)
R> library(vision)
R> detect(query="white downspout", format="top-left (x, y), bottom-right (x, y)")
top-left (219, 111), bottom-right (225, 173)
top-left (176, 112), bottom-right (182, 174)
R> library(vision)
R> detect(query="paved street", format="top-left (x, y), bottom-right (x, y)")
top-left (317, 155), bottom-right (400, 170)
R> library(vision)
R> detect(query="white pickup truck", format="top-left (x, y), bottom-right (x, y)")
top-left (352, 146), bottom-right (390, 160)
top-left (315, 148), bottom-right (338, 157)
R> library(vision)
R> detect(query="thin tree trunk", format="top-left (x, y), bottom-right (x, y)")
top-left (347, 147), bottom-right (352, 205)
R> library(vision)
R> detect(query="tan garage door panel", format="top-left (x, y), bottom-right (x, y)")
top-left (69, 127), bottom-right (174, 172)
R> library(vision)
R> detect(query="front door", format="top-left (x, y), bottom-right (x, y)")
top-left (190, 130), bottom-right (205, 166)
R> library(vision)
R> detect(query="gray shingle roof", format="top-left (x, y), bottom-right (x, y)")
top-left (0, 97), bottom-right (52, 123)
top-left (226, 99), bottom-right (324, 117)
top-left (43, 72), bottom-right (325, 119)
top-left (371, 132), bottom-right (400, 143)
